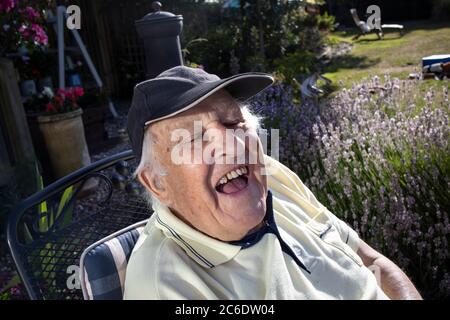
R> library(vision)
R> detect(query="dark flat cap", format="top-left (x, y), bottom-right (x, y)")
top-left (127, 66), bottom-right (274, 160)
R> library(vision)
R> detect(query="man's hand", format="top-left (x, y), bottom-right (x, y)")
top-left (356, 240), bottom-right (423, 300)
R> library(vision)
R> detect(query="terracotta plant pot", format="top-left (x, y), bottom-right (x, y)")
top-left (37, 108), bottom-right (91, 179)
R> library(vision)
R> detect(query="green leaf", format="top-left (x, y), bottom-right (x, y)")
top-left (57, 186), bottom-right (73, 219)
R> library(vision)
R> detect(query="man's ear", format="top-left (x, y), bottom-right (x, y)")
top-left (137, 168), bottom-right (171, 204)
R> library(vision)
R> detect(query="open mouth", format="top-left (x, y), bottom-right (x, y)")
top-left (215, 166), bottom-right (249, 194)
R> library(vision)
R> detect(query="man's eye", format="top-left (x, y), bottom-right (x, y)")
top-left (223, 121), bottom-right (242, 128)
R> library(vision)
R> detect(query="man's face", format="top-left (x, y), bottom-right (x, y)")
top-left (141, 90), bottom-right (268, 241)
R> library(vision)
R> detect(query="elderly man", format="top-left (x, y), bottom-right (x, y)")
top-left (124, 66), bottom-right (421, 300)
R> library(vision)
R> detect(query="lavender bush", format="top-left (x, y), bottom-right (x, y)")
top-left (251, 76), bottom-right (450, 299)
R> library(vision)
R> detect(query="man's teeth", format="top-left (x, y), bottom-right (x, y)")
top-left (218, 167), bottom-right (248, 186)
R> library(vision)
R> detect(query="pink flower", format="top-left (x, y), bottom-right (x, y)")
top-left (20, 6), bottom-right (41, 20)
top-left (56, 88), bottom-right (67, 97)
top-left (18, 23), bottom-right (48, 46)
top-left (31, 23), bottom-right (48, 46)
top-left (73, 87), bottom-right (84, 97)
top-left (18, 24), bottom-right (31, 38)
top-left (66, 87), bottom-right (84, 102)
top-left (0, 0), bottom-right (19, 13)
top-left (67, 89), bottom-right (77, 102)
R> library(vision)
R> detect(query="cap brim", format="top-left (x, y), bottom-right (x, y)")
top-left (144, 73), bottom-right (274, 126)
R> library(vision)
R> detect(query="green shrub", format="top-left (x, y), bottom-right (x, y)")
top-left (185, 3), bottom-right (332, 82)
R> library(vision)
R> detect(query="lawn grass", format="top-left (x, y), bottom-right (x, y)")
top-left (323, 20), bottom-right (450, 92)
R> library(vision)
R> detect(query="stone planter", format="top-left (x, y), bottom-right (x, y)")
top-left (37, 108), bottom-right (91, 179)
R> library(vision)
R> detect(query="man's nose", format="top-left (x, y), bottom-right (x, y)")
top-left (205, 123), bottom-right (246, 164)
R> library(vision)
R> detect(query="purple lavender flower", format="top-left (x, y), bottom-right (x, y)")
top-left (251, 76), bottom-right (450, 298)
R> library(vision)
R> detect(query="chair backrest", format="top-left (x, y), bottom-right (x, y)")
top-left (350, 8), bottom-right (370, 33)
top-left (80, 219), bottom-right (148, 300)
top-left (301, 74), bottom-right (319, 99)
top-left (350, 8), bottom-right (362, 25)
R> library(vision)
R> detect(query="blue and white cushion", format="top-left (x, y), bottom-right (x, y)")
top-left (80, 220), bottom-right (148, 300)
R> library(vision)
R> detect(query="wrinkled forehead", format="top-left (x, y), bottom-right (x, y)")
top-left (149, 90), bottom-right (242, 134)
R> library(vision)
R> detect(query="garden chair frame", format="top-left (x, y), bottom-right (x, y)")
top-left (350, 8), bottom-right (404, 40)
top-left (7, 150), bottom-right (152, 300)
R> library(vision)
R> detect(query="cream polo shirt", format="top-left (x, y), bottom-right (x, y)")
top-left (123, 156), bottom-right (389, 300)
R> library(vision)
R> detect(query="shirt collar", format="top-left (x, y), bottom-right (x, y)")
top-left (151, 191), bottom-right (275, 268)
top-left (228, 191), bottom-right (276, 248)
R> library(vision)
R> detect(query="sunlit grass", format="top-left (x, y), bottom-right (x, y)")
top-left (324, 20), bottom-right (450, 91)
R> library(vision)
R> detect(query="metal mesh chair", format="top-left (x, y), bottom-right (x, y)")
top-left (7, 150), bottom-right (153, 300)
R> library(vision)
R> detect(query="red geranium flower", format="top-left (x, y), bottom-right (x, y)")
top-left (45, 102), bottom-right (56, 113)
top-left (73, 87), bottom-right (84, 97)
top-left (54, 94), bottom-right (64, 107)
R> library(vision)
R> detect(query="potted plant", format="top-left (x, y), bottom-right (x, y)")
top-left (0, 1), bottom-right (49, 96)
top-left (26, 86), bottom-right (93, 180)
top-left (0, 1), bottom-right (49, 90)
top-left (0, 2), bottom-right (49, 54)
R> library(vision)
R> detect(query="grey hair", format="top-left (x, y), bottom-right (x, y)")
top-left (134, 103), bottom-right (262, 207)
top-left (133, 124), bottom-right (167, 208)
